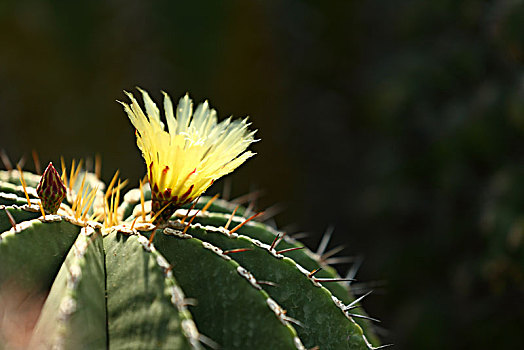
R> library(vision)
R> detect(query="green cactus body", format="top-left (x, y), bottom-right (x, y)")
top-left (29, 226), bottom-right (107, 349)
top-left (123, 189), bottom-right (378, 340)
top-left (0, 169), bottom-right (380, 349)
top-left (0, 89), bottom-right (381, 349)
top-left (104, 230), bottom-right (200, 350)
top-left (0, 169), bottom-right (41, 188)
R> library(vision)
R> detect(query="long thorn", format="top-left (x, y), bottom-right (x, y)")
top-left (71, 159), bottom-right (84, 190)
top-left (345, 290), bottom-right (373, 311)
top-left (181, 197), bottom-right (200, 224)
top-left (344, 305), bottom-right (361, 311)
top-left (0, 149), bottom-right (13, 171)
top-left (350, 280), bottom-right (388, 294)
top-left (347, 313), bottom-right (380, 323)
top-left (104, 170), bottom-right (120, 201)
top-left (324, 256), bottom-right (356, 265)
top-left (257, 203), bottom-right (285, 222)
top-left (182, 208), bottom-right (201, 234)
top-left (38, 200), bottom-right (46, 219)
top-left (114, 179), bottom-right (128, 194)
top-left (274, 232), bottom-right (287, 248)
top-left (289, 232), bottom-right (309, 240)
top-left (60, 156), bottom-right (68, 188)
top-left (80, 184), bottom-right (98, 217)
top-left (103, 192), bottom-right (109, 227)
top-left (16, 165), bottom-right (31, 206)
top-left (269, 233), bottom-right (283, 251)
top-left (114, 179), bottom-right (122, 222)
top-left (108, 184), bottom-right (115, 224)
top-left (31, 150), bottom-right (41, 175)
top-left (81, 185), bottom-right (99, 221)
top-left (229, 211), bottom-right (264, 234)
top-left (321, 245), bottom-right (346, 261)
top-left (149, 201), bottom-right (172, 224)
top-left (130, 217), bottom-right (138, 230)
top-left (95, 153), bottom-right (102, 179)
top-left (276, 246), bottom-right (304, 254)
top-left (244, 198), bottom-right (256, 218)
top-left (89, 212), bottom-right (102, 222)
top-left (103, 196), bottom-right (109, 227)
top-left (201, 193), bottom-right (219, 213)
top-left (314, 277), bottom-right (356, 283)
top-left (197, 334), bottom-right (220, 350)
top-left (72, 172), bottom-right (87, 215)
top-left (69, 159), bottom-right (76, 191)
top-left (308, 268), bottom-right (323, 278)
top-left (4, 208), bottom-right (16, 230)
top-left (222, 178), bottom-right (232, 200)
top-left (16, 155), bottom-right (26, 170)
top-left (223, 248), bottom-right (253, 255)
top-left (284, 316), bottom-right (304, 328)
top-left (224, 205), bottom-right (239, 230)
top-left (345, 255), bottom-right (364, 282)
top-left (85, 157), bottom-right (93, 174)
top-left (148, 227), bottom-right (159, 244)
top-left (231, 189), bottom-right (264, 205)
top-left (316, 226), bottom-right (334, 255)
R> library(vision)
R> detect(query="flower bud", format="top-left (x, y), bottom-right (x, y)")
top-left (36, 162), bottom-right (67, 214)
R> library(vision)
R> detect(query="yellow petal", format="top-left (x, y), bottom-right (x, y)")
top-left (121, 88), bottom-right (257, 213)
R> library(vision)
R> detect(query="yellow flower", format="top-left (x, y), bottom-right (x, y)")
top-left (120, 88), bottom-right (257, 223)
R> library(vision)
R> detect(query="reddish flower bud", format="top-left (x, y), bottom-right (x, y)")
top-left (36, 162), bottom-right (67, 214)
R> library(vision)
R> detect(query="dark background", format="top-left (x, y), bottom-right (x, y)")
top-left (1, 0), bottom-right (523, 349)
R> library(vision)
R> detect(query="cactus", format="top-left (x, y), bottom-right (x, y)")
top-left (0, 90), bottom-right (381, 349)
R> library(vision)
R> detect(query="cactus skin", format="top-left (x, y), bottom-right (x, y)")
top-left (0, 169), bottom-right (380, 349)
top-left (121, 186), bottom-right (380, 346)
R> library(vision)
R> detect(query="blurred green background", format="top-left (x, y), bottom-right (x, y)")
top-left (1, 0), bottom-right (523, 348)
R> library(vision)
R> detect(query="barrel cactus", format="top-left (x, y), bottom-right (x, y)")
top-left (0, 89), bottom-right (382, 349)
